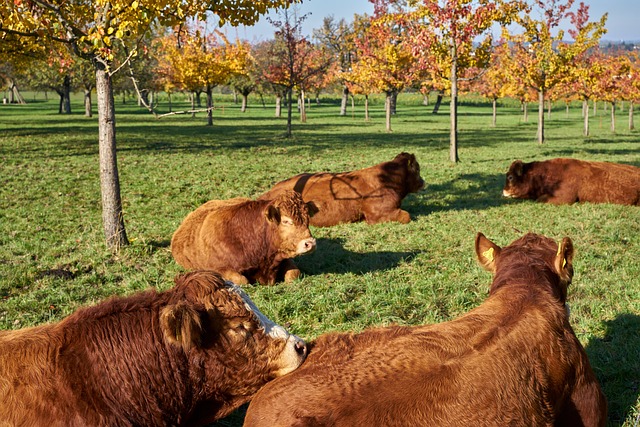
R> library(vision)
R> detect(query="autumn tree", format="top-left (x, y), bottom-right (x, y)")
top-left (266, 7), bottom-right (335, 136)
top-left (313, 16), bottom-right (357, 116)
top-left (471, 42), bottom-right (512, 127)
top-left (347, 12), bottom-right (414, 132)
top-left (383, 0), bottom-right (525, 162)
top-left (503, 0), bottom-right (607, 144)
top-left (1, 0), bottom-right (297, 250)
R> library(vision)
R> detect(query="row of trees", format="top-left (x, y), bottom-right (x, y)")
top-left (1, 0), bottom-right (633, 251)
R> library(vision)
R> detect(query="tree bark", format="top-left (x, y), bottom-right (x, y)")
top-left (492, 98), bottom-right (497, 127)
top-left (523, 101), bottom-right (528, 122)
top-left (206, 85), bottom-right (214, 126)
top-left (432, 92), bottom-right (443, 114)
top-left (300, 90), bottom-right (307, 123)
top-left (241, 93), bottom-right (248, 112)
top-left (60, 75), bottom-right (71, 114)
top-left (610, 101), bottom-right (616, 133)
top-left (340, 86), bottom-right (349, 116)
top-left (630, 101), bottom-right (635, 131)
top-left (364, 95), bottom-right (370, 122)
top-left (583, 99), bottom-right (589, 137)
top-left (286, 87), bottom-right (293, 137)
top-left (385, 91), bottom-right (392, 132)
top-left (537, 89), bottom-right (545, 144)
top-left (84, 87), bottom-right (92, 117)
top-left (95, 62), bottom-right (128, 251)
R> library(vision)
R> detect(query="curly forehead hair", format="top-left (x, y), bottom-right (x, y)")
top-left (273, 190), bottom-right (308, 224)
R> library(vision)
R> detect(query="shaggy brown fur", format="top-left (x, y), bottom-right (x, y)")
top-left (503, 158), bottom-right (640, 205)
top-left (0, 271), bottom-right (307, 427)
top-left (243, 233), bottom-right (606, 427)
top-left (171, 190), bottom-right (316, 285)
top-left (259, 152), bottom-right (425, 227)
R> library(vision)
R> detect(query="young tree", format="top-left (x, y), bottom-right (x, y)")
top-left (1, 0), bottom-right (297, 250)
top-left (503, 0), bottom-right (607, 144)
top-left (381, 0), bottom-right (525, 162)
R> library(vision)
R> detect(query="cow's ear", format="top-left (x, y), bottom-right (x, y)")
top-left (512, 160), bottom-right (524, 177)
top-left (554, 237), bottom-right (574, 283)
top-left (265, 205), bottom-right (281, 223)
top-left (475, 232), bottom-right (501, 273)
top-left (306, 201), bottom-right (319, 218)
top-left (160, 302), bottom-right (203, 350)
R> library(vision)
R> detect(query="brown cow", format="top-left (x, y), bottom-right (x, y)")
top-left (171, 190), bottom-right (316, 285)
top-left (243, 233), bottom-right (607, 427)
top-left (0, 271), bottom-right (307, 427)
top-left (259, 152), bottom-right (425, 227)
top-left (503, 158), bottom-right (640, 205)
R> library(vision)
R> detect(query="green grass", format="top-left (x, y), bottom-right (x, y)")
top-left (1, 92), bottom-right (639, 425)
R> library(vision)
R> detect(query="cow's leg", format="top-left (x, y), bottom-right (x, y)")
top-left (365, 208), bottom-right (411, 224)
top-left (280, 259), bottom-right (302, 283)
top-left (218, 269), bottom-right (250, 286)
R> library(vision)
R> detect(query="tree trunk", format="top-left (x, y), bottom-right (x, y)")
top-left (630, 101), bottom-right (635, 131)
top-left (340, 86), bottom-right (349, 116)
top-left (286, 87), bottom-right (293, 137)
top-left (95, 62), bottom-right (128, 251)
top-left (422, 92), bottom-right (429, 106)
top-left (300, 90), bottom-right (307, 123)
top-left (432, 92), bottom-right (443, 114)
top-left (365, 95), bottom-right (370, 122)
top-left (449, 45), bottom-right (459, 163)
top-left (191, 93), bottom-right (196, 118)
top-left (275, 95), bottom-right (282, 117)
top-left (492, 98), bottom-right (497, 127)
top-left (61, 75), bottom-right (71, 114)
top-left (390, 90), bottom-right (398, 115)
top-left (241, 93), bottom-right (248, 112)
top-left (537, 89), bottom-right (545, 144)
top-left (168, 92), bottom-right (172, 113)
top-left (385, 91), bottom-right (392, 132)
top-left (583, 99), bottom-right (589, 137)
top-left (84, 87), bottom-right (92, 117)
top-left (523, 101), bottom-right (528, 122)
top-left (565, 102), bottom-right (569, 118)
top-left (593, 99), bottom-right (596, 116)
top-left (610, 101), bottom-right (615, 133)
top-left (206, 85), bottom-right (214, 126)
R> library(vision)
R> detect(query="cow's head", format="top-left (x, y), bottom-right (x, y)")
top-left (394, 152), bottom-right (425, 193)
top-left (265, 190), bottom-right (316, 258)
top-left (502, 160), bottom-right (532, 199)
top-left (475, 232), bottom-right (574, 305)
top-left (160, 271), bottom-right (308, 412)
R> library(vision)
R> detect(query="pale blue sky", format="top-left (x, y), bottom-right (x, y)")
top-left (225, 0), bottom-right (639, 43)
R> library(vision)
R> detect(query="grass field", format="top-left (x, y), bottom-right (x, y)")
top-left (1, 91), bottom-right (639, 425)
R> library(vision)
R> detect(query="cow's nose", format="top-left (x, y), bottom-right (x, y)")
top-left (294, 338), bottom-right (308, 358)
top-left (304, 238), bottom-right (316, 251)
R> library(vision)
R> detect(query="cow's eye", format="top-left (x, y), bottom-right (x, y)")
top-left (281, 217), bottom-right (294, 226)
top-left (507, 175), bottom-right (513, 182)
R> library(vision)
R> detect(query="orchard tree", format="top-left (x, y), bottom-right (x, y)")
top-left (349, 12), bottom-right (415, 132)
top-left (266, 7), bottom-right (335, 136)
top-left (0, 0), bottom-right (297, 250)
top-left (313, 16), bottom-right (357, 116)
top-left (380, 0), bottom-right (525, 162)
top-left (503, 0), bottom-right (607, 144)
top-left (472, 42), bottom-right (512, 127)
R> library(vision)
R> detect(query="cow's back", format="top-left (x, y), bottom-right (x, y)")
top-left (171, 198), bottom-right (252, 270)
top-left (244, 294), bottom-right (604, 426)
top-left (574, 160), bottom-right (640, 205)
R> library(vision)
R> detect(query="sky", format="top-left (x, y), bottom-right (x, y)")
top-left (225, 0), bottom-right (640, 43)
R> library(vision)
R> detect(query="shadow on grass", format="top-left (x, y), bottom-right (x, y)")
top-left (409, 172), bottom-right (508, 216)
top-left (297, 237), bottom-right (419, 276)
top-left (585, 313), bottom-right (640, 425)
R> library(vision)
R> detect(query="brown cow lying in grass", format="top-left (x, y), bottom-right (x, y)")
top-left (259, 152), bottom-right (425, 226)
top-left (171, 190), bottom-right (316, 285)
top-left (243, 232), bottom-right (607, 427)
top-left (503, 158), bottom-right (640, 205)
top-left (0, 271), bottom-right (308, 427)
